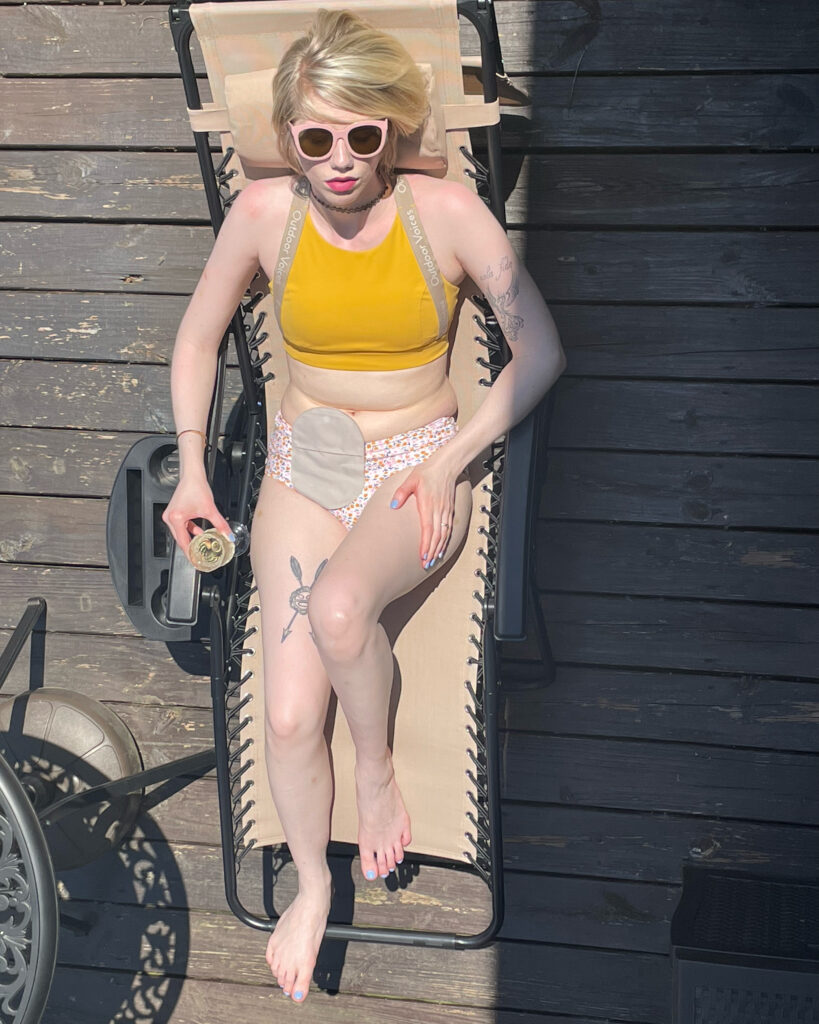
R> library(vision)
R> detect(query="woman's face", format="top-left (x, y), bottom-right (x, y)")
top-left (290, 95), bottom-right (388, 206)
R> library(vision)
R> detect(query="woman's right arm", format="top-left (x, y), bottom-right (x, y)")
top-left (162, 179), bottom-right (272, 556)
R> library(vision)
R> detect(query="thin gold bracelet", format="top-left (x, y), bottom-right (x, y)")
top-left (176, 428), bottom-right (208, 445)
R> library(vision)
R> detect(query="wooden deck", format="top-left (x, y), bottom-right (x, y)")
top-left (1, 0), bottom-right (818, 1021)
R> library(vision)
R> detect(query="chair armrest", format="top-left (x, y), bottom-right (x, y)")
top-left (493, 402), bottom-right (541, 642)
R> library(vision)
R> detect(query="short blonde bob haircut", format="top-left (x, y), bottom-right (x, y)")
top-left (271, 9), bottom-right (430, 179)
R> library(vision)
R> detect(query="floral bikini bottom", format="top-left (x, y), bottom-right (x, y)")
top-left (264, 409), bottom-right (458, 531)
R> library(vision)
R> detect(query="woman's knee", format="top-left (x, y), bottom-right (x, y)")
top-left (265, 693), bottom-right (328, 746)
top-left (307, 575), bottom-right (372, 660)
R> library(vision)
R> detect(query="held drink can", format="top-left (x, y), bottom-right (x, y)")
top-left (187, 522), bottom-right (249, 573)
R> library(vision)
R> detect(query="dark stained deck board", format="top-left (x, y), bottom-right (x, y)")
top-left (536, 592), bottom-right (818, 679)
top-left (42, 963), bottom-right (615, 1024)
top-left (3, 74), bottom-right (819, 149)
top-left (4, 364), bottom-right (817, 455)
top-left (542, 450), bottom-right (819, 528)
top-left (42, 939), bottom-right (669, 1022)
top-left (54, 770), bottom-right (819, 882)
top-left (5, 150), bottom-right (819, 226)
top-left (5, 431), bottom-right (817, 532)
top-left (2, 632), bottom-right (818, 747)
top-left (133, 775), bottom-right (819, 882)
top-left (0, 291), bottom-right (187, 364)
top-left (1, 677), bottom-right (816, 826)
top-left (0, 361), bottom-right (243, 431)
top-left (55, 866), bottom-right (667, 959)
top-left (0, 564), bottom-right (145, 635)
top-left (3, 0), bottom-right (816, 74)
top-left (3, 295), bottom-right (819, 384)
top-left (537, 521), bottom-right (819, 604)
top-left (2, 629), bottom-right (817, 755)
top-left (2, 0), bottom-right (818, 1020)
top-left (5, 221), bottom-right (819, 303)
top-left (3, 491), bottom-right (818, 605)
top-left (0, 428), bottom-right (156, 496)
top-left (545, 306), bottom-right (819, 381)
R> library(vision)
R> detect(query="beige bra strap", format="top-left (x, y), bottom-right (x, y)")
top-left (271, 176), bottom-right (310, 331)
top-left (393, 175), bottom-right (450, 339)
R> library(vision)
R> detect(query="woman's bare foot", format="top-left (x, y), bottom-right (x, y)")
top-left (355, 750), bottom-right (412, 880)
top-left (265, 870), bottom-right (332, 1003)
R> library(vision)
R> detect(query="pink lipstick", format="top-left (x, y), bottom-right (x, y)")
top-left (326, 177), bottom-right (357, 194)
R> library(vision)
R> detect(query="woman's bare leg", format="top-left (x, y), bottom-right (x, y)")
top-left (251, 472), bottom-right (348, 1003)
top-left (308, 464), bottom-right (473, 881)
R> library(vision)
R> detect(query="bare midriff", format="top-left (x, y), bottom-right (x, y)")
top-left (279, 352), bottom-right (459, 441)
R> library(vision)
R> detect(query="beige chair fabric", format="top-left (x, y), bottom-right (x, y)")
top-left (189, 0), bottom-right (497, 864)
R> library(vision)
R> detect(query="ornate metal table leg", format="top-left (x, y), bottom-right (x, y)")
top-left (0, 753), bottom-right (58, 1024)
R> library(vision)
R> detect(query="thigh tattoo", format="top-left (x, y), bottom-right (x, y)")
top-left (281, 556), bottom-right (328, 644)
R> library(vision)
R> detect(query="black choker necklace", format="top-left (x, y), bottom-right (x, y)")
top-left (309, 179), bottom-right (389, 214)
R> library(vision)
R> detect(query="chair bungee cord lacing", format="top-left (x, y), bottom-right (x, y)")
top-left (209, 184), bottom-right (510, 935)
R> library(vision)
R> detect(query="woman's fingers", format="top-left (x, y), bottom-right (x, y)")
top-left (415, 495), bottom-right (454, 569)
top-left (420, 517), bottom-right (435, 568)
top-left (208, 507), bottom-right (234, 539)
top-left (434, 520), bottom-right (450, 562)
top-left (423, 507), bottom-right (453, 568)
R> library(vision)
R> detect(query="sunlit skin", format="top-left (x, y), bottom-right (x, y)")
top-left (164, 87), bottom-right (565, 1005)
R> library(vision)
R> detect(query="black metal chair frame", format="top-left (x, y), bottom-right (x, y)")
top-left (164, 0), bottom-right (555, 949)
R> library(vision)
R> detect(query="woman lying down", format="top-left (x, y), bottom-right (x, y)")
top-left (163, 8), bottom-right (566, 1005)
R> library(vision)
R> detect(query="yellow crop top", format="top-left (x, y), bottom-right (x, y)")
top-left (268, 207), bottom-right (460, 372)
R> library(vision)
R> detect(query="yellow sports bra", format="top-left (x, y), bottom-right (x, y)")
top-left (268, 176), bottom-right (460, 372)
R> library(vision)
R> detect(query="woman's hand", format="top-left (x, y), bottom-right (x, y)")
top-left (161, 475), bottom-right (233, 565)
top-left (389, 455), bottom-right (459, 570)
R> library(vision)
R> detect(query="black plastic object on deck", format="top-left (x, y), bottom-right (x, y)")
top-left (670, 864), bottom-right (819, 1023)
top-left (106, 435), bottom-right (227, 641)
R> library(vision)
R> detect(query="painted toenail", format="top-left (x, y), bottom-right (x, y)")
top-left (389, 867), bottom-right (395, 872)
top-left (294, 991), bottom-right (303, 1000)
top-left (366, 869), bottom-right (376, 879)
top-left (380, 872), bottom-right (388, 878)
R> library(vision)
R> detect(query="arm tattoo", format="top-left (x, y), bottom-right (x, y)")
top-left (479, 256), bottom-right (525, 344)
top-left (281, 555), bottom-right (327, 644)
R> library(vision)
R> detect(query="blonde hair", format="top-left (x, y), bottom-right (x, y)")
top-left (271, 9), bottom-right (429, 179)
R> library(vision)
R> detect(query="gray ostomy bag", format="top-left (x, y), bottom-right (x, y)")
top-left (289, 406), bottom-right (366, 509)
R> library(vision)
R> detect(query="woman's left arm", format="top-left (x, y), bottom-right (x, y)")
top-left (390, 183), bottom-right (567, 568)
top-left (432, 183), bottom-right (567, 477)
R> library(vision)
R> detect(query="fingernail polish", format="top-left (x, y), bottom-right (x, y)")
top-left (390, 499), bottom-right (398, 509)
top-left (366, 869), bottom-right (375, 879)
top-left (228, 531), bottom-right (236, 542)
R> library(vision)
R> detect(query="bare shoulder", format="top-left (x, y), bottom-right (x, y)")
top-left (222, 175), bottom-right (301, 275)
top-left (405, 172), bottom-right (499, 247)
top-left (403, 172), bottom-right (485, 217)
top-left (229, 173), bottom-right (297, 223)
